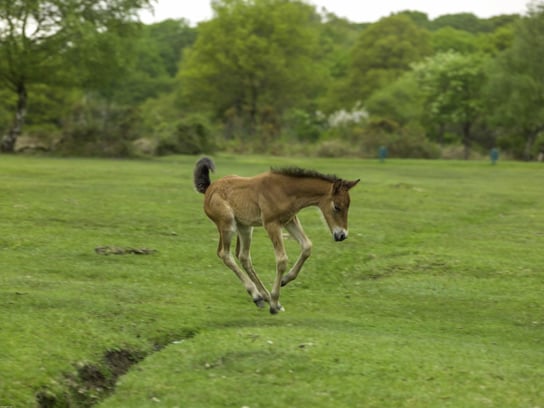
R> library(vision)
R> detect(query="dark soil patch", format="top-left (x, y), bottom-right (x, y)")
top-left (95, 246), bottom-right (157, 255)
top-left (36, 349), bottom-right (144, 408)
top-left (35, 327), bottom-right (200, 407)
top-left (105, 349), bottom-right (142, 377)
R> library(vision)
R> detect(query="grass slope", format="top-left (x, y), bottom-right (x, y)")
top-left (1, 155), bottom-right (543, 407)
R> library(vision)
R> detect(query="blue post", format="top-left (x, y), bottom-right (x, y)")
top-left (379, 146), bottom-right (388, 163)
top-left (490, 148), bottom-right (499, 165)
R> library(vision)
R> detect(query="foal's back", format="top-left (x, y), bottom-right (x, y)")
top-left (205, 171), bottom-right (304, 227)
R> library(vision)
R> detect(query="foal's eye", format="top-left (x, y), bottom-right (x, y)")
top-left (333, 203), bottom-right (341, 212)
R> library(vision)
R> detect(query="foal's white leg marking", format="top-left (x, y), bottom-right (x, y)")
top-left (236, 225), bottom-right (271, 304)
top-left (281, 217), bottom-right (312, 287)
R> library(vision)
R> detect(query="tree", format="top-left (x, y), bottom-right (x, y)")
top-left (365, 72), bottom-right (423, 127)
top-left (477, 24), bottom-right (516, 55)
top-left (178, 0), bottom-right (324, 143)
top-left (486, 1), bottom-right (544, 160)
top-left (395, 10), bottom-right (431, 29)
top-left (316, 14), bottom-right (364, 114)
top-left (101, 19), bottom-right (196, 105)
top-left (147, 19), bottom-right (197, 77)
top-left (429, 13), bottom-right (490, 33)
top-left (0, 0), bottom-right (152, 152)
top-left (431, 27), bottom-right (479, 54)
top-left (342, 14), bottom-right (431, 107)
top-left (317, 13), bottom-right (361, 80)
top-left (413, 51), bottom-right (488, 158)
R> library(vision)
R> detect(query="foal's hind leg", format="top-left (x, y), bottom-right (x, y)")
top-left (235, 225), bottom-right (271, 308)
top-left (264, 222), bottom-right (288, 314)
top-left (281, 216), bottom-right (312, 287)
top-left (216, 222), bottom-right (264, 308)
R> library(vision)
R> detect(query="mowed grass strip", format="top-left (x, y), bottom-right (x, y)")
top-left (0, 155), bottom-right (543, 407)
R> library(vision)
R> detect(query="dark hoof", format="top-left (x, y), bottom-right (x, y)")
top-left (269, 304), bottom-right (285, 314)
top-left (253, 297), bottom-right (265, 308)
top-left (281, 276), bottom-right (292, 287)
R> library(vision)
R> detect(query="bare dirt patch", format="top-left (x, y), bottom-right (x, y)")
top-left (36, 349), bottom-right (144, 408)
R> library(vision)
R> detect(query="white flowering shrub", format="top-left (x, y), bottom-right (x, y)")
top-left (327, 102), bottom-right (369, 128)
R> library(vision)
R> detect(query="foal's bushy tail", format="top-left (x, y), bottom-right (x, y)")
top-left (193, 157), bottom-right (215, 194)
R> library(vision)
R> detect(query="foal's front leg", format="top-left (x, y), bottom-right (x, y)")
top-left (281, 217), bottom-right (312, 287)
top-left (264, 222), bottom-right (288, 314)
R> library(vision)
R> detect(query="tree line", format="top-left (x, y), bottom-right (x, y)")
top-left (1, 0), bottom-right (543, 160)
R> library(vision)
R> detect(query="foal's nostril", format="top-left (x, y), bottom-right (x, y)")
top-left (334, 231), bottom-right (347, 242)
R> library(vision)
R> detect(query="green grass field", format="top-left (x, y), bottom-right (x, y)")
top-left (1, 155), bottom-right (543, 407)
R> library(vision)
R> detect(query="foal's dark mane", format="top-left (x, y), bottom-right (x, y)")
top-left (270, 166), bottom-right (339, 183)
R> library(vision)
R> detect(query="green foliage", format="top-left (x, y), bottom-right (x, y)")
top-left (385, 127), bottom-right (442, 158)
top-left (343, 14), bottom-right (431, 106)
top-left (1, 156), bottom-right (543, 407)
top-left (105, 19), bottom-right (196, 105)
top-left (0, 87), bottom-right (16, 129)
top-left (68, 23), bottom-right (140, 100)
top-left (395, 10), bottom-right (431, 29)
top-left (315, 139), bottom-right (357, 157)
top-left (413, 51), bottom-right (488, 157)
top-left (145, 19), bottom-right (197, 77)
top-left (318, 14), bottom-right (362, 79)
top-left (431, 27), bottom-right (479, 54)
top-left (156, 114), bottom-right (216, 155)
top-left (487, 13), bottom-right (521, 30)
top-left (430, 13), bottom-right (492, 33)
top-left (0, 0), bottom-right (538, 159)
top-left (316, 15), bottom-right (365, 114)
top-left (59, 95), bottom-right (142, 157)
top-left (0, 0), bottom-right (154, 151)
top-left (178, 0), bottom-right (325, 144)
top-left (355, 119), bottom-right (440, 159)
top-left (486, 2), bottom-right (544, 159)
top-left (365, 72), bottom-right (424, 126)
top-left (25, 84), bottom-right (76, 130)
top-left (476, 24), bottom-right (516, 55)
top-left (415, 51), bottom-right (488, 123)
top-left (283, 109), bottom-right (327, 143)
top-left (139, 92), bottom-right (182, 141)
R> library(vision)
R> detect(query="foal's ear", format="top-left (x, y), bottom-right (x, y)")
top-left (345, 179), bottom-right (360, 190)
top-left (333, 179), bottom-right (360, 194)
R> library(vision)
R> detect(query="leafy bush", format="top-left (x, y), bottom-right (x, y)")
top-left (156, 114), bottom-right (216, 155)
top-left (58, 96), bottom-right (142, 157)
top-left (354, 120), bottom-right (441, 159)
top-left (441, 144), bottom-right (487, 160)
top-left (389, 130), bottom-right (441, 159)
top-left (284, 109), bottom-right (327, 142)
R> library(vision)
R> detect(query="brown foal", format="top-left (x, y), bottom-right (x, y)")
top-left (193, 157), bottom-right (359, 314)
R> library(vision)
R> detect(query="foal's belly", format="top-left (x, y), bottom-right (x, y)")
top-left (234, 212), bottom-right (263, 227)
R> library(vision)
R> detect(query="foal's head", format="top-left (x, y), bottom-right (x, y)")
top-left (320, 179), bottom-right (360, 242)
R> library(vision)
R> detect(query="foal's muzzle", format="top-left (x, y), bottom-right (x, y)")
top-left (333, 230), bottom-right (347, 242)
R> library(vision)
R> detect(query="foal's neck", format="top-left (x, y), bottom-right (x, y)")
top-left (281, 176), bottom-right (331, 209)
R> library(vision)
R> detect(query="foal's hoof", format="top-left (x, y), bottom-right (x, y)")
top-left (253, 297), bottom-right (266, 308)
top-left (269, 304), bottom-right (285, 315)
top-left (281, 275), bottom-right (294, 287)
